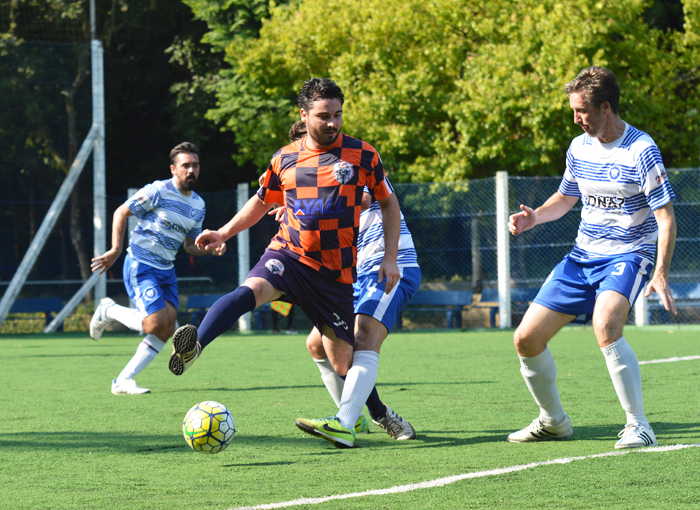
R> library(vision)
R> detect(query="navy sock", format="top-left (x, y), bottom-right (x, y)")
top-left (197, 286), bottom-right (256, 349)
top-left (365, 387), bottom-right (387, 420)
top-left (339, 374), bottom-right (386, 421)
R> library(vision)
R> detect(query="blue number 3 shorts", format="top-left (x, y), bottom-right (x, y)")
top-left (533, 253), bottom-right (653, 324)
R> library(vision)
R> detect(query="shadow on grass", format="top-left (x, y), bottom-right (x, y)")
top-left (160, 380), bottom-right (494, 394)
top-left (354, 421), bottom-right (700, 449)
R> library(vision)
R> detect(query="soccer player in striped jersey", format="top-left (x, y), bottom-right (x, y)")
top-left (169, 78), bottom-right (403, 448)
top-left (89, 142), bottom-right (227, 395)
top-left (299, 186), bottom-right (421, 442)
top-left (507, 67), bottom-right (677, 449)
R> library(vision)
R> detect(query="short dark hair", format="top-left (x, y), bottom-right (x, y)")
top-left (298, 78), bottom-right (345, 112)
top-left (288, 120), bottom-right (307, 142)
top-left (170, 142), bottom-right (199, 164)
top-left (565, 66), bottom-right (620, 115)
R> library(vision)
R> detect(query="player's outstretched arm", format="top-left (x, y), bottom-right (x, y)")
top-left (90, 203), bottom-right (132, 275)
top-left (195, 195), bottom-right (273, 251)
top-left (508, 192), bottom-right (578, 236)
top-left (645, 202), bottom-right (677, 315)
top-left (377, 193), bottom-right (401, 294)
top-left (183, 237), bottom-right (227, 257)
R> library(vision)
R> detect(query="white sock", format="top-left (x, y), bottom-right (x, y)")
top-left (336, 351), bottom-right (379, 430)
top-left (520, 346), bottom-right (566, 425)
top-left (116, 334), bottom-right (165, 381)
top-left (602, 337), bottom-right (648, 427)
top-left (313, 358), bottom-right (344, 408)
top-left (106, 303), bottom-right (144, 332)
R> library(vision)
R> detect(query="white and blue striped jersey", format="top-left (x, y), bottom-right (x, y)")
top-left (356, 198), bottom-right (419, 275)
top-left (559, 123), bottom-right (675, 263)
top-left (125, 178), bottom-right (205, 270)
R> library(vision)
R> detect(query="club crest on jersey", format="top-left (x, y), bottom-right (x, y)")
top-left (265, 259), bottom-right (285, 276)
top-left (608, 167), bottom-right (621, 181)
top-left (333, 161), bottom-right (354, 185)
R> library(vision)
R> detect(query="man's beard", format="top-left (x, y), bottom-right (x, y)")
top-left (181, 176), bottom-right (197, 192)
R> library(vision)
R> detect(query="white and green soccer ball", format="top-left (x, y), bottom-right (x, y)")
top-left (182, 401), bottom-right (236, 454)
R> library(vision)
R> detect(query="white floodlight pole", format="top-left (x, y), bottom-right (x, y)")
top-left (237, 183), bottom-right (251, 331)
top-left (496, 171), bottom-right (512, 328)
top-left (91, 0), bottom-right (107, 303)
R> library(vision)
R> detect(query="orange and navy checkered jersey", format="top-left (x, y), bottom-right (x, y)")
top-left (257, 133), bottom-right (394, 284)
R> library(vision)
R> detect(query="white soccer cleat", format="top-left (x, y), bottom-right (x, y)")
top-left (89, 297), bottom-right (116, 340)
top-left (169, 324), bottom-right (201, 375)
top-left (373, 405), bottom-right (416, 440)
top-left (111, 378), bottom-right (150, 395)
top-left (615, 423), bottom-right (657, 449)
top-left (508, 414), bottom-right (573, 442)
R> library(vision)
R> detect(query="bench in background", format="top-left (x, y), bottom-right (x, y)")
top-left (10, 298), bottom-right (64, 331)
top-left (185, 294), bottom-right (270, 330)
top-left (398, 290), bottom-right (473, 330)
top-left (479, 288), bottom-right (540, 328)
top-left (647, 282), bottom-right (700, 323)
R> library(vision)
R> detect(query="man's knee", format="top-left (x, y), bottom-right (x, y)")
top-left (306, 332), bottom-right (326, 358)
top-left (513, 327), bottom-right (546, 357)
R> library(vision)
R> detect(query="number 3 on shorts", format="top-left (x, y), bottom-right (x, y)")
top-left (611, 262), bottom-right (626, 276)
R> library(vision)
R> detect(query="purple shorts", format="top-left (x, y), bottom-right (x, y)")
top-left (248, 249), bottom-right (355, 345)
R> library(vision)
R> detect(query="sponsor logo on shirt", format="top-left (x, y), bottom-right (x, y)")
top-left (160, 217), bottom-right (188, 235)
top-left (294, 197), bottom-right (347, 218)
top-left (656, 170), bottom-right (667, 185)
top-left (583, 194), bottom-right (625, 211)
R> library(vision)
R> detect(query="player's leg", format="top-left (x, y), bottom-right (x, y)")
top-left (169, 277), bottom-right (282, 375)
top-left (111, 259), bottom-right (179, 395)
top-left (308, 327), bottom-right (346, 406)
top-left (295, 327), bottom-right (356, 448)
top-left (306, 328), bottom-right (370, 435)
top-left (113, 302), bottom-right (177, 395)
top-left (89, 254), bottom-right (146, 340)
top-left (352, 267), bottom-right (419, 439)
top-left (509, 303), bottom-right (576, 442)
top-left (593, 257), bottom-right (657, 448)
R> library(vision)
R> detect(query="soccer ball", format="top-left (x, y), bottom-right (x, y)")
top-left (182, 401), bottom-right (236, 454)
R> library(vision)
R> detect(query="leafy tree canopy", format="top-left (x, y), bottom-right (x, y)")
top-left (189, 0), bottom-right (698, 181)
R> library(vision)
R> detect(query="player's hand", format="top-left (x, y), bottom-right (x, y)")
top-left (377, 260), bottom-right (400, 295)
top-left (267, 206), bottom-right (284, 222)
top-left (196, 229), bottom-right (224, 251)
top-left (645, 275), bottom-right (677, 315)
top-left (508, 205), bottom-right (537, 236)
top-left (258, 174), bottom-right (265, 188)
top-left (211, 242), bottom-right (227, 257)
top-left (90, 248), bottom-right (121, 275)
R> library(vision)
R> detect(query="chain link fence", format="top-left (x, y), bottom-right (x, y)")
top-left (2, 170), bottom-right (699, 332)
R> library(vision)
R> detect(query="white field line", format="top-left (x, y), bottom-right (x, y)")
top-left (229, 444), bottom-right (700, 510)
top-left (639, 355), bottom-right (700, 365)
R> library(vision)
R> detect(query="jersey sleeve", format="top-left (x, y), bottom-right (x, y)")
top-left (638, 145), bottom-right (675, 211)
top-left (186, 202), bottom-right (205, 239)
top-left (364, 150), bottom-right (394, 201)
top-left (558, 148), bottom-right (581, 197)
top-left (126, 183), bottom-right (159, 219)
top-left (256, 159), bottom-right (284, 206)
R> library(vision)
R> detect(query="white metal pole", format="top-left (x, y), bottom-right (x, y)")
top-left (237, 183), bottom-right (251, 331)
top-left (635, 284), bottom-right (649, 326)
top-left (496, 171), bottom-right (512, 328)
top-left (0, 127), bottom-right (97, 327)
top-left (91, 36), bottom-right (107, 304)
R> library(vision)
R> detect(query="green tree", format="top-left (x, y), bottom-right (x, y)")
top-left (197, 0), bottom-right (698, 181)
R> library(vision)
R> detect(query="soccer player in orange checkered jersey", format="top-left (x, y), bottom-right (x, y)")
top-left (169, 78), bottom-right (402, 448)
